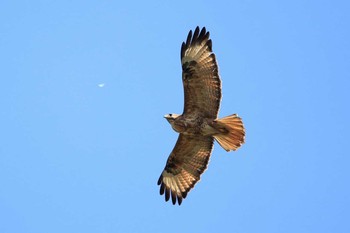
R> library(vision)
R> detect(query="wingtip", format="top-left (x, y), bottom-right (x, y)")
top-left (157, 174), bottom-right (162, 185)
top-left (186, 29), bottom-right (192, 46)
top-left (178, 197), bottom-right (182, 205)
top-left (165, 187), bottom-right (170, 201)
top-left (171, 192), bottom-right (177, 205)
top-left (159, 182), bottom-right (165, 195)
top-left (158, 176), bottom-right (186, 205)
top-left (181, 42), bottom-right (186, 59)
top-left (191, 27), bottom-right (200, 45)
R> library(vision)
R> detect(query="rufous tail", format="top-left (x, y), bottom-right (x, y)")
top-left (213, 114), bottom-right (245, 152)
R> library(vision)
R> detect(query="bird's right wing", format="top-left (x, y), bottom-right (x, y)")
top-left (157, 134), bottom-right (214, 205)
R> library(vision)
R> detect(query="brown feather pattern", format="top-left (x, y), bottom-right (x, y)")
top-left (181, 26), bottom-right (222, 118)
top-left (158, 27), bottom-right (241, 205)
top-left (158, 134), bottom-right (214, 205)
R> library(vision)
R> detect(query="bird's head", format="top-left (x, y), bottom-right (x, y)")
top-left (164, 113), bottom-right (180, 124)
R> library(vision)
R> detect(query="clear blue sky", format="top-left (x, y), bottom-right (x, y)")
top-left (1, 1), bottom-right (349, 232)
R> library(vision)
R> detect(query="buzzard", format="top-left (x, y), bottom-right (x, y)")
top-left (158, 27), bottom-right (245, 205)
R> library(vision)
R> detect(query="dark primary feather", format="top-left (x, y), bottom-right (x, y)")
top-left (180, 27), bottom-right (222, 118)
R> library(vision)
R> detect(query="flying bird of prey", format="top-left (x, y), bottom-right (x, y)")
top-left (157, 27), bottom-right (245, 205)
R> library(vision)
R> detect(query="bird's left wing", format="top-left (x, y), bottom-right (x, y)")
top-left (157, 134), bottom-right (214, 205)
top-left (181, 27), bottom-right (222, 118)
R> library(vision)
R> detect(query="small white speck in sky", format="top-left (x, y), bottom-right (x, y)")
top-left (98, 83), bottom-right (105, 88)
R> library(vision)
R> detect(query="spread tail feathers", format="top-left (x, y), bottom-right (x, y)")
top-left (213, 114), bottom-right (245, 152)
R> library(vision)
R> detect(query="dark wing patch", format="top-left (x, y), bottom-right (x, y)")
top-left (181, 26), bottom-right (222, 118)
top-left (157, 134), bottom-right (214, 205)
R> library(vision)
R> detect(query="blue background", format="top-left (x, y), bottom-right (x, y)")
top-left (1, 1), bottom-right (349, 232)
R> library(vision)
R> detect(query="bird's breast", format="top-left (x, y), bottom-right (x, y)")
top-left (172, 117), bottom-right (203, 135)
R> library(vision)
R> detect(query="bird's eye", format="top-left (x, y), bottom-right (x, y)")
top-left (169, 114), bottom-right (172, 116)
